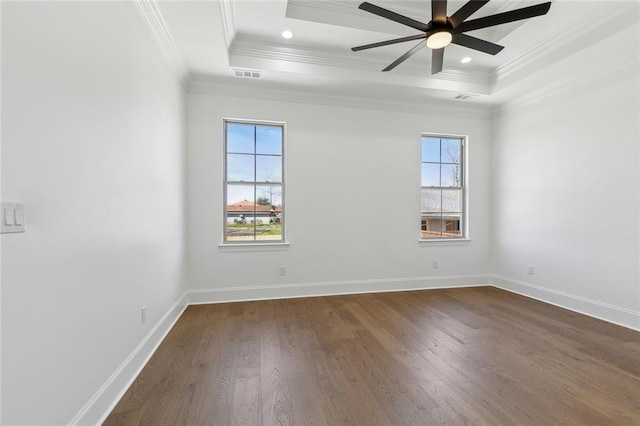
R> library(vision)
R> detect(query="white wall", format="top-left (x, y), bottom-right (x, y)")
top-left (2, 1), bottom-right (637, 423)
top-left (1, 2), bottom-right (186, 424)
top-left (187, 89), bottom-right (492, 301)
top-left (492, 23), bottom-right (640, 329)
top-left (0, 1), bottom-right (3, 420)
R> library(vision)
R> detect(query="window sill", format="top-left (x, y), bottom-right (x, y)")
top-left (219, 242), bottom-right (290, 252)
top-left (419, 238), bottom-right (471, 247)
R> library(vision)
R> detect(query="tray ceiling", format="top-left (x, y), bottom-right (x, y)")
top-left (150, 0), bottom-right (639, 107)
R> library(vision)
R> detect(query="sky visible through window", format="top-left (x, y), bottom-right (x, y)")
top-left (421, 137), bottom-right (461, 187)
top-left (226, 123), bottom-right (283, 206)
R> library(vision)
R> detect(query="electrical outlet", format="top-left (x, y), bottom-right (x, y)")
top-left (141, 306), bottom-right (147, 324)
top-left (279, 266), bottom-right (287, 276)
top-left (432, 260), bottom-right (439, 269)
top-left (528, 265), bottom-right (534, 275)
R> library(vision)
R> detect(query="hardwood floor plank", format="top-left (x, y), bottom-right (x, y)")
top-left (259, 319), bottom-right (294, 426)
top-left (338, 329), bottom-right (443, 424)
top-left (173, 313), bottom-right (242, 424)
top-left (105, 287), bottom-right (640, 425)
top-left (231, 303), bottom-right (262, 425)
top-left (313, 348), bottom-right (395, 425)
top-left (275, 302), bottom-right (328, 425)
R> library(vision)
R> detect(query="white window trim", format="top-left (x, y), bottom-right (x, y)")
top-left (221, 118), bottom-right (288, 246)
top-left (420, 132), bottom-right (469, 242)
top-left (218, 242), bottom-right (290, 252)
top-left (419, 239), bottom-right (471, 247)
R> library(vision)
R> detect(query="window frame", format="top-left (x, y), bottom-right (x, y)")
top-left (420, 132), bottom-right (468, 241)
top-left (222, 118), bottom-right (287, 245)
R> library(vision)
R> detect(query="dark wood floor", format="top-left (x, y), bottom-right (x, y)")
top-left (105, 286), bottom-right (640, 425)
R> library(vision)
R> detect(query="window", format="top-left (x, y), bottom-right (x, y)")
top-left (421, 134), bottom-right (465, 239)
top-left (224, 119), bottom-right (285, 243)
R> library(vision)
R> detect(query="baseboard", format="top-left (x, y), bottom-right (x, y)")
top-left (70, 273), bottom-right (637, 424)
top-left (492, 275), bottom-right (640, 331)
top-left (69, 292), bottom-right (189, 426)
top-left (187, 274), bottom-right (492, 305)
top-left (67, 276), bottom-right (489, 424)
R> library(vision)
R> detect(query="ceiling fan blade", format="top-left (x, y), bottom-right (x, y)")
top-left (383, 41), bottom-right (425, 71)
top-left (352, 34), bottom-right (427, 52)
top-left (432, 0), bottom-right (448, 25)
top-left (449, 0), bottom-right (490, 28)
top-left (359, 2), bottom-right (431, 32)
top-left (455, 2), bottom-right (551, 33)
top-left (452, 33), bottom-right (504, 55)
top-left (431, 48), bottom-right (444, 74)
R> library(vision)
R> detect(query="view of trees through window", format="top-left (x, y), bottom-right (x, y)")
top-left (224, 120), bottom-right (284, 242)
top-left (421, 135), bottom-right (464, 239)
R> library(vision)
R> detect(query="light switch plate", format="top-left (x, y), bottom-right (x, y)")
top-left (1, 202), bottom-right (25, 233)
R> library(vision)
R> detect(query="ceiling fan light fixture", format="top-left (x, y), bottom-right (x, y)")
top-left (352, 0), bottom-right (551, 74)
top-left (426, 30), bottom-right (452, 49)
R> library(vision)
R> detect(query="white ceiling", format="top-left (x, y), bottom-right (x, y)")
top-left (150, 0), bottom-right (640, 107)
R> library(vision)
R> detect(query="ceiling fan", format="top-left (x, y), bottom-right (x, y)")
top-left (352, 0), bottom-right (551, 74)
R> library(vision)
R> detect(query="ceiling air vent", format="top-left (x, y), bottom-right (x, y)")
top-left (454, 94), bottom-right (477, 101)
top-left (234, 69), bottom-right (261, 79)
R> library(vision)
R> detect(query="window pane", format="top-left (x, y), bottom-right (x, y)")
top-left (441, 188), bottom-right (462, 213)
top-left (227, 154), bottom-right (254, 182)
top-left (256, 155), bottom-right (282, 182)
top-left (227, 184), bottom-right (255, 206)
top-left (421, 163), bottom-right (440, 187)
top-left (441, 139), bottom-right (461, 164)
top-left (421, 137), bottom-right (440, 162)
top-left (227, 123), bottom-right (255, 154)
top-left (441, 164), bottom-right (461, 187)
top-left (256, 185), bottom-right (282, 208)
top-left (421, 188), bottom-right (442, 213)
top-left (226, 185), bottom-right (256, 241)
top-left (422, 218), bottom-right (443, 238)
top-left (256, 126), bottom-right (282, 155)
top-left (256, 185), bottom-right (283, 241)
top-left (445, 220), bottom-right (461, 236)
top-left (437, 218), bottom-right (461, 238)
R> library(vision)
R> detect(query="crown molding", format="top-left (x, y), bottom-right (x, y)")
top-left (187, 76), bottom-right (491, 120)
top-left (134, 0), bottom-right (187, 84)
top-left (229, 37), bottom-right (491, 88)
top-left (491, 51), bottom-right (639, 119)
top-left (493, 1), bottom-right (639, 85)
top-left (219, 0), bottom-right (237, 48)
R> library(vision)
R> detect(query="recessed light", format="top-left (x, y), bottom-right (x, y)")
top-left (461, 57), bottom-right (472, 64)
top-left (281, 30), bottom-right (293, 39)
